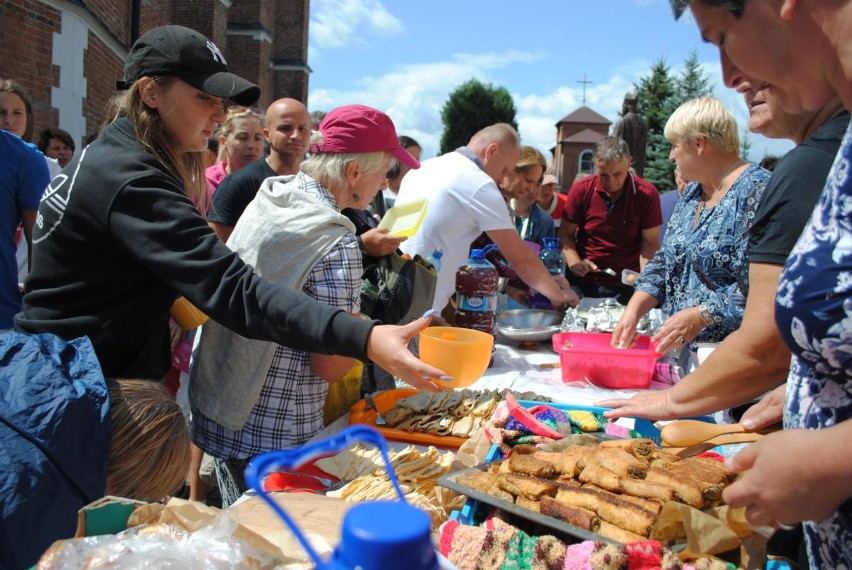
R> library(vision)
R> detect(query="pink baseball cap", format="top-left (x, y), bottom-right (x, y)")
top-left (310, 104), bottom-right (420, 169)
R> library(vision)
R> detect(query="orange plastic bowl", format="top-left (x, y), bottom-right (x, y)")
top-left (419, 326), bottom-right (494, 388)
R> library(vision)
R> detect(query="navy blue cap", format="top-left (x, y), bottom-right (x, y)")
top-left (332, 501), bottom-right (438, 570)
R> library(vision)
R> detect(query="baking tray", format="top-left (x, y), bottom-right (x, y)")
top-left (439, 464), bottom-right (624, 545)
top-left (348, 388), bottom-right (467, 449)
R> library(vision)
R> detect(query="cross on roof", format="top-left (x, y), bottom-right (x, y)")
top-left (577, 74), bottom-right (593, 105)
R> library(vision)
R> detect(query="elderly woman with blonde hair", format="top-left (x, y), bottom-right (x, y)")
top-left (611, 96), bottom-right (769, 364)
top-left (191, 104), bottom-right (421, 506)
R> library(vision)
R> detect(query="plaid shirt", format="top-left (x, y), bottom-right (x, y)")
top-left (192, 178), bottom-right (362, 459)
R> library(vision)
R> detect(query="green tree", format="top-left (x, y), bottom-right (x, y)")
top-left (741, 127), bottom-right (753, 160)
top-left (439, 79), bottom-right (518, 155)
top-left (674, 50), bottom-right (713, 106)
top-left (634, 57), bottom-right (678, 190)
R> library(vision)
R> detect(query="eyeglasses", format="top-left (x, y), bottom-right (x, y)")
top-left (224, 105), bottom-right (264, 119)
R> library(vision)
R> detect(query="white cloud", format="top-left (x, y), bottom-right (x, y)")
top-left (309, 51), bottom-right (544, 159)
top-left (310, 0), bottom-right (404, 49)
top-left (308, 50), bottom-right (793, 163)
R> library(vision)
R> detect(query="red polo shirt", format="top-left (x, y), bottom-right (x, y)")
top-left (562, 173), bottom-right (661, 287)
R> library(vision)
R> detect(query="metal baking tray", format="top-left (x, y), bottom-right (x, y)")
top-left (438, 463), bottom-right (624, 545)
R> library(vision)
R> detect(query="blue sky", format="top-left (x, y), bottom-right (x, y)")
top-left (306, 0), bottom-right (794, 163)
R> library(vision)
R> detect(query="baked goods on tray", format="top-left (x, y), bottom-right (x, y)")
top-left (455, 439), bottom-right (734, 543)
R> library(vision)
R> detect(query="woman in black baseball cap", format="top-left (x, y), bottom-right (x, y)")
top-left (16, 25), bottom-right (446, 391)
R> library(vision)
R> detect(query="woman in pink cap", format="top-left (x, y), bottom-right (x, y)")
top-left (191, 104), bottom-right (423, 504)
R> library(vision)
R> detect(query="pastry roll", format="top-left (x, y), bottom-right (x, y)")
top-left (515, 495), bottom-right (541, 512)
top-left (540, 496), bottom-right (601, 532)
top-left (554, 486), bottom-right (606, 512)
top-left (532, 451), bottom-right (578, 477)
top-left (582, 483), bottom-right (663, 515)
top-left (597, 521), bottom-right (648, 544)
top-left (508, 453), bottom-right (557, 478)
top-left (665, 458), bottom-right (728, 485)
top-left (588, 447), bottom-right (649, 479)
top-left (497, 473), bottom-right (559, 500)
top-left (648, 449), bottom-right (682, 467)
top-left (646, 467), bottom-right (704, 509)
top-left (556, 487), bottom-right (656, 536)
top-left (619, 478), bottom-right (677, 503)
top-left (553, 477), bottom-right (583, 490)
top-left (577, 463), bottom-right (621, 492)
top-left (458, 471), bottom-right (514, 502)
top-left (598, 438), bottom-right (656, 457)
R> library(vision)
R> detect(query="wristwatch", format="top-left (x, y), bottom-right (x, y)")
top-left (698, 303), bottom-right (715, 326)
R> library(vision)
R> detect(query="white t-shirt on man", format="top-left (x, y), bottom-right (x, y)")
top-left (397, 151), bottom-right (513, 311)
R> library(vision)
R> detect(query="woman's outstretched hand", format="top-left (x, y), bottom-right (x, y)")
top-left (366, 311), bottom-right (448, 392)
top-left (597, 388), bottom-right (678, 421)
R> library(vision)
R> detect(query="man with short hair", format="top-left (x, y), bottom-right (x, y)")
top-left (559, 136), bottom-right (661, 304)
top-left (208, 98), bottom-right (311, 242)
top-left (536, 173), bottom-right (567, 228)
top-left (397, 123), bottom-right (579, 315)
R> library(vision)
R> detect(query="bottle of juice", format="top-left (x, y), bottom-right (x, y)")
top-left (454, 245), bottom-right (498, 335)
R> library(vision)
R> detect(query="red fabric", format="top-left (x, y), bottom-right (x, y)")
top-left (263, 459), bottom-right (338, 494)
top-left (504, 392), bottom-right (564, 439)
top-left (626, 540), bottom-right (664, 569)
top-left (562, 173), bottom-right (661, 287)
top-left (205, 161), bottom-right (228, 196)
top-left (439, 519), bottom-right (460, 556)
top-left (546, 192), bottom-right (568, 221)
top-left (310, 105), bottom-right (419, 169)
top-left (163, 366), bottom-right (180, 397)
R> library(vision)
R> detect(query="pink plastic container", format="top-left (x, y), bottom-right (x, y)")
top-left (551, 332), bottom-right (661, 389)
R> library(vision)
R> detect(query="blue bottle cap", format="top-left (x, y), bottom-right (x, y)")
top-left (332, 501), bottom-right (438, 570)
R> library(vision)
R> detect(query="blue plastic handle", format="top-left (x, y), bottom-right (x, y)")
top-left (244, 425), bottom-right (409, 569)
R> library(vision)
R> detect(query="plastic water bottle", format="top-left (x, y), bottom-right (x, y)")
top-left (424, 249), bottom-right (443, 274)
top-left (454, 245), bottom-right (498, 335)
top-left (539, 237), bottom-right (565, 276)
top-left (529, 237), bottom-right (564, 310)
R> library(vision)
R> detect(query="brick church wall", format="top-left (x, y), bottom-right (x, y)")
top-left (0, 0), bottom-right (308, 149)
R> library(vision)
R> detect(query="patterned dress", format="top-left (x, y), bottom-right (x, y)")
top-left (634, 164), bottom-right (769, 343)
top-left (775, 121), bottom-right (852, 568)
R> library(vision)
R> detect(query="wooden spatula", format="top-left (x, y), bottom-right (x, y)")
top-left (660, 419), bottom-right (780, 447)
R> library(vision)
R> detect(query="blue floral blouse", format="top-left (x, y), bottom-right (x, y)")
top-left (775, 122), bottom-right (852, 569)
top-left (634, 164), bottom-right (768, 342)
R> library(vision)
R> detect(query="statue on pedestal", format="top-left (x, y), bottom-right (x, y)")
top-left (613, 92), bottom-right (647, 177)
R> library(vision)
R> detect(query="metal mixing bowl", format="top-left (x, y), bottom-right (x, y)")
top-left (495, 309), bottom-right (563, 343)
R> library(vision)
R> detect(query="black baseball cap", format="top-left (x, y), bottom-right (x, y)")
top-left (116, 25), bottom-right (260, 107)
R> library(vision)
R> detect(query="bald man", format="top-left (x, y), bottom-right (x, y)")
top-left (397, 123), bottom-right (579, 315)
top-left (208, 98), bottom-right (311, 242)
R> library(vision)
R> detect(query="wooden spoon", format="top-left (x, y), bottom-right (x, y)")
top-left (660, 419), bottom-right (779, 447)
